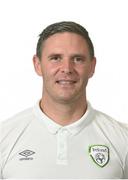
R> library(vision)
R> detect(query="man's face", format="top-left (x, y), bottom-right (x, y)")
top-left (33, 32), bottom-right (96, 104)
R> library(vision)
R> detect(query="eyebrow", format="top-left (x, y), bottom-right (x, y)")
top-left (47, 53), bottom-right (87, 59)
top-left (48, 53), bottom-right (62, 58)
top-left (71, 54), bottom-right (87, 58)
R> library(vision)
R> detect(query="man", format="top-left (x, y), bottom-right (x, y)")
top-left (0, 21), bottom-right (128, 179)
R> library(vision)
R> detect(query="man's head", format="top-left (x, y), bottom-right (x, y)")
top-left (33, 21), bottom-right (96, 104)
top-left (36, 21), bottom-right (95, 60)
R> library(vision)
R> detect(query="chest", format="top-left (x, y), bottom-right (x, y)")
top-left (2, 126), bottom-right (123, 179)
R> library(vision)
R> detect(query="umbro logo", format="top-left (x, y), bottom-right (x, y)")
top-left (19, 150), bottom-right (35, 161)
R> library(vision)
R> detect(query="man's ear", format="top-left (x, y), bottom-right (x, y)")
top-left (33, 55), bottom-right (42, 76)
top-left (88, 57), bottom-right (96, 78)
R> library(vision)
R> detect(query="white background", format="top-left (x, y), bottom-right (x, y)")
top-left (0, 0), bottom-right (128, 123)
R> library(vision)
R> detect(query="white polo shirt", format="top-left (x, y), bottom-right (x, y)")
top-left (0, 101), bottom-right (128, 179)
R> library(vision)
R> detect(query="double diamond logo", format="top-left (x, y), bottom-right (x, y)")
top-left (89, 145), bottom-right (109, 167)
top-left (19, 150), bottom-right (35, 160)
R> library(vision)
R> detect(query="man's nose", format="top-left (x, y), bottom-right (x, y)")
top-left (61, 59), bottom-right (74, 74)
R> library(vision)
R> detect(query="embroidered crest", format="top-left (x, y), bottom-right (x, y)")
top-left (89, 145), bottom-right (109, 167)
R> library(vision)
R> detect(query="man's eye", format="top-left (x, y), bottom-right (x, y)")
top-left (74, 57), bottom-right (84, 63)
top-left (50, 56), bottom-right (61, 61)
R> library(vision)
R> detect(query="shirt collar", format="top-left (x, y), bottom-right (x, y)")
top-left (33, 100), bottom-right (95, 136)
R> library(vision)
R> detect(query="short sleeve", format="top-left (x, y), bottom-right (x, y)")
top-left (123, 124), bottom-right (128, 178)
top-left (123, 150), bottom-right (128, 178)
top-left (0, 122), bottom-right (2, 179)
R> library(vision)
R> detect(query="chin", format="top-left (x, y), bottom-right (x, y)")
top-left (55, 95), bottom-right (78, 104)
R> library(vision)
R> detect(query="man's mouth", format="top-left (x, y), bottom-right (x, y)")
top-left (56, 80), bottom-right (77, 85)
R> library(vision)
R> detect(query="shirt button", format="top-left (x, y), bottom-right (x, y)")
top-left (61, 128), bottom-right (68, 135)
top-left (58, 152), bottom-right (65, 160)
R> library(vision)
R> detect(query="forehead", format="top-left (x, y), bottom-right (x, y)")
top-left (42, 32), bottom-right (89, 53)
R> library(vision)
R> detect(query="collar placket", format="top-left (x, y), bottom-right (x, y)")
top-left (56, 128), bottom-right (70, 165)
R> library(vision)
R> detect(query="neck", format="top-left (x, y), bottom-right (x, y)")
top-left (40, 95), bottom-right (87, 126)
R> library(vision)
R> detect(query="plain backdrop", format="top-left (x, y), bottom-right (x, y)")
top-left (0, 0), bottom-right (128, 123)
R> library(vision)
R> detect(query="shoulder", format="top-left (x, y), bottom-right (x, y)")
top-left (1, 107), bottom-right (34, 141)
top-left (94, 109), bottom-right (128, 143)
top-left (2, 107), bottom-right (34, 127)
top-left (95, 109), bottom-right (128, 129)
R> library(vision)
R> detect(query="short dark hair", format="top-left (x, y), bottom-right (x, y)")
top-left (36, 21), bottom-right (95, 59)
